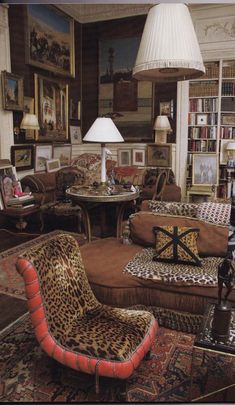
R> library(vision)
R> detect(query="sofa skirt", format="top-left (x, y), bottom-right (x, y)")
top-left (80, 238), bottom-right (235, 315)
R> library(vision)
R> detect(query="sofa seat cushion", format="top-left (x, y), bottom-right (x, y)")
top-left (80, 238), bottom-right (235, 313)
top-left (129, 211), bottom-right (229, 257)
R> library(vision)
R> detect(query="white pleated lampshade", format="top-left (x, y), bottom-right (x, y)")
top-left (133, 3), bottom-right (205, 82)
top-left (20, 113), bottom-right (40, 130)
top-left (153, 115), bottom-right (171, 131)
top-left (83, 117), bottom-right (124, 143)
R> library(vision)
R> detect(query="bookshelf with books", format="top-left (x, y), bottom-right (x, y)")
top-left (187, 60), bottom-right (235, 199)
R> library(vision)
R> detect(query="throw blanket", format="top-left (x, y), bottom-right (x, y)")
top-left (123, 248), bottom-right (222, 287)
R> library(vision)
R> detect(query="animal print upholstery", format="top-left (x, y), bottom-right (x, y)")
top-left (153, 226), bottom-right (201, 266)
top-left (123, 247), bottom-right (221, 286)
top-left (21, 234), bottom-right (154, 361)
top-left (148, 201), bottom-right (198, 218)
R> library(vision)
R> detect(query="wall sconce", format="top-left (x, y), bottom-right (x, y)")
top-left (153, 115), bottom-right (172, 143)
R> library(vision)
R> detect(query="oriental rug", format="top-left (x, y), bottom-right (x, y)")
top-left (1, 313), bottom-right (235, 402)
top-left (0, 230), bottom-right (87, 299)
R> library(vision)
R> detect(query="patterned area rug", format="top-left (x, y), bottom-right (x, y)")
top-left (0, 230), bottom-right (87, 299)
top-left (1, 313), bottom-right (235, 402)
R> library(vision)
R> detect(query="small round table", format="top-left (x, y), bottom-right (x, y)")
top-left (66, 186), bottom-right (139, 242)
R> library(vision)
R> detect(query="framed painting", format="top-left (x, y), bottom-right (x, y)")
top-left (70, 126), bottom-right (82, 144)
top-left (192, 153), bottom-right (218, 186)
top-left (99, 36), bottom-right (153, 142)
top-left (132, 149), bottom-right (146, 166)
top-left (23, 96), bottom-right (35, 140)
top-left (34, 74), bottom-right (69, 142)
top-left (35, 144), bottom-right (53, 172)
top-left (118, 149), bottom-right (132, 167)
top-left (147, 144), bottom-right (172, 167)
top-left (26, 4), bottom-right (75, 77)
top-left (53, 144), bottom-right (72, 167)
top-left (1, 71), bottom-right (24, 111)
top-left (0, 165), bottom-right (18, 208)
top-left (220, 139), bottom-right (232, 165)
top-left (159, 100), bottom-right (174, 118)
top-left (11, 145), bottom-right (34, 171)
top-left (46, 158), bottom-right (60, 172)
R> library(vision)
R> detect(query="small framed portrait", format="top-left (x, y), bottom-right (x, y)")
top-left (192, 153), bottom-right (218, 186)
top-left (147, 144), bottom-right (172, 167)
top-left (118, 149), bottom-right (132, 166)
top-left (70, 126), bottom-right (82, 144)
top-left (197, 114), bottom-right (207, 125)
top-left (35, 144), bottom-right (53, 172)
top-left (132, 149), bottom-right (146, 166)
top-left (1, 71), bottom-right (24, 111)
top-left (159, 100), bottom-right (173, 118)
top-left (53, 144), bottom-right (72, 167)
top-left (11, 145), bottom-right (34, 171)
top-left (46, 159), bottom-right (61, 173)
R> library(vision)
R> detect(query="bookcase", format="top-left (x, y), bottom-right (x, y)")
top-left (187, 60), bottom-right (235, 200)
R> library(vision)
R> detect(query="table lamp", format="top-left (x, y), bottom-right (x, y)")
top-left (153, 115), bottom-right (171, 143)
top-left (20, 113), bottom-right (40, 131)
top-left (83, 117), bottom-right (124, 184)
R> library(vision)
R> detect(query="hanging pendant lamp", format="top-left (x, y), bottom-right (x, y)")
top-left (133, 3), bottom-right (205, 82)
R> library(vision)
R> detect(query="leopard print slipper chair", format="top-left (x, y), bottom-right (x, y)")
top-left (16, 233), bottom-right (158, 394)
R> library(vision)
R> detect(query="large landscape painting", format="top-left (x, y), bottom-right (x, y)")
top-left (27, 4), bottom-right (74, 77)
top-left (99, 36), bottom-right (153, 142)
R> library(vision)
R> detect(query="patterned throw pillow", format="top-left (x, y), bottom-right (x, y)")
top-left (153, 226), bottom-right (201, 266)
top-left (148, 201), bottom-right (198, 218)
top-left (196, 202), bottom-right (231, 226)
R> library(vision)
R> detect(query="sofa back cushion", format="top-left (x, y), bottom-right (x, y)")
top-left (129, 211), bottom-right (229, 257)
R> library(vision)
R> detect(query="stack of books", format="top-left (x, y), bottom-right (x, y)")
top-left (6, 194), bottom-right (35, 209)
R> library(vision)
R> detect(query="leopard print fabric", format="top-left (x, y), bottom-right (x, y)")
top-left (123, 247), bottom-right (221, 286)
top-left (148, 201), bottom-right (198, 218)
top-left (21, 234), bottom-right (154, 361)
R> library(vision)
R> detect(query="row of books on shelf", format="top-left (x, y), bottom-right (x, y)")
top-left (188, 126), bottom-right (217, 139)
top-left (188, 113), bottom-right (217, 126)
top-left (221, 82), bottom-right (235, 96)
top-left (189, 82), bottom-right (218, 97)
top-left (189, 98), bottom-right (218, 112)
top-left (204, 63), bottom-right (219, 79)
top-left (220, 127), bottom-right (235, 139)
top-left (222, 63), bottom-right (235, 78)
top-left (188, 139), bottom-right (217, 152)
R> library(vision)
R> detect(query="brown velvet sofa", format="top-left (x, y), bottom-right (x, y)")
top-left (80, 204), bottom-right (234, 315)
top-left (21, 153), bottom-right (181, 206)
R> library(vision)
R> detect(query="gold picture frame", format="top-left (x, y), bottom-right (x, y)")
top-left (34, 73), bottom-right (69, 142)
top-left (26, 4), bottom-right (75, 77)
top-left (147, 144), bottom-right (172, 167)
top-left (1, 71), bottom-right (24, 111)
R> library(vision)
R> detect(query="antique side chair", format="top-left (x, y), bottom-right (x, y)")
top-left (16, 233), bottom-right (158, 394)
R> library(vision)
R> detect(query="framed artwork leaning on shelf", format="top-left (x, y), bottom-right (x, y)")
top-left (192, 153), bottom-right (218, 187)
top-left (132, 149), bottom-right (146, 166)
top-left (53, 144), bottom-right (72, 167)
top-left (11, 145), bottom-right (34, 171)
top-left (147, 144), bottom-right (172, 167)
top-left (35, 144), bottom-right (53, 172)
top-left (118, 149), bottom-right (132, 166)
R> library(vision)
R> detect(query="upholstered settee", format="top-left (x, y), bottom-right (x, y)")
top-left (21, 153), bottom-right (181, 205)
top-left (80, 201), bottom-right (234, 315)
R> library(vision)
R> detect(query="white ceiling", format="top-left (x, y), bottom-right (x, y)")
top-left (56, 3), bottom-right (227, 24)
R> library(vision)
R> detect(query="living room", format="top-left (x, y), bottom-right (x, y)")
top-left (0, 1), bottom-right (235, 402)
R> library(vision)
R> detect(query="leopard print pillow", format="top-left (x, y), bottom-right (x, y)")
top-left (153, 225), bottom-right (201, 266)
top-left (148, 201), bottom-right (198, 218)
